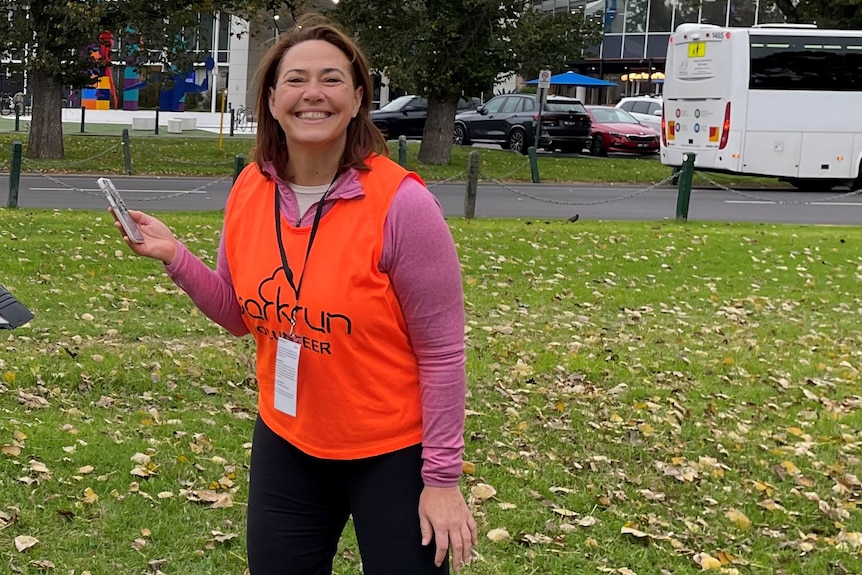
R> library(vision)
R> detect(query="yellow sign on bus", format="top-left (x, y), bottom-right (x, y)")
top-left (688, 42), bottom-right (706, 58)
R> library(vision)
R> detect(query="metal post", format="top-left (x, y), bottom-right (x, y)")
top-left (528, 146), bottom-right (540, 183)
top-left (233, 154), bottom-right (246, 183)
top-left (675, 153), bottom-right (696, 222)
top-left (122, 129), bottom-right (133, 174)
top-left (7, 141), bottom-right (22, 208)
top-left (14, 106), bottom-right (20, 131)
top-left (80, 106), bottom-right (86, 133)
top-left (397, 135), bottom-right (407, 167)
top-left (230, 109), bottom-right (235, 137)
top-left (464, 150), bottom-right (480, 219)
top-left (154, 108), bottom-right (160, 135)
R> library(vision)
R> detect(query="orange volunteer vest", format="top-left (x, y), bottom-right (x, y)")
top-left (224, 156), bottom-right (424, 460)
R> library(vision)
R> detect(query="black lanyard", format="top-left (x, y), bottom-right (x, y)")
top-left (273, 173), bottom-right (338, 332)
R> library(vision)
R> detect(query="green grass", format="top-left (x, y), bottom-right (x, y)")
top-left (2, 211), bottom-right (861, 574)
top-left (0, 132), bottom-right (787, 188)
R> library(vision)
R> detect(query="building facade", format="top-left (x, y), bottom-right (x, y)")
top-left (535, 0), bottom-right (786, 101)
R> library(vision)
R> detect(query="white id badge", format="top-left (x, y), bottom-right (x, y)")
top-left (274, 337), bottom-right (301, 416)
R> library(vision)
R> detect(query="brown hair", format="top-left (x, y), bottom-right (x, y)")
top-left (252, 13), bottom-right (387, 179)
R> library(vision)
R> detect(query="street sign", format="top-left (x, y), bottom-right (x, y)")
top-left (538, 68), bottom-right (551, 90)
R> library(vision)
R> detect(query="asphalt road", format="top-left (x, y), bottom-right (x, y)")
top-left (4, 173), bottom-right (862, 225)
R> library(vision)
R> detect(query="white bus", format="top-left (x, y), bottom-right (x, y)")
top-left (660, 23), bottom-right (862, 191)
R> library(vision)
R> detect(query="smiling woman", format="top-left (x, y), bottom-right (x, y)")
top-left (101, 12), bottom-right (477, 575)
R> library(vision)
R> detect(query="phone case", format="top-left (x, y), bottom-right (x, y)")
top-left (96, 177), bottom-right (144, 243)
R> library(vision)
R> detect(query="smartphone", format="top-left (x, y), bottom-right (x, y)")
top-left (96, 177), bottom-right (144, 243)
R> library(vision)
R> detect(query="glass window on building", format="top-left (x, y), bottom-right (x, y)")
top-left (648, 0), bottom-right (674, 32)
top-left (646, 34), bottom-right (670, 58)
top-left (217, 15), bottom-right (231, 63)
top-left (700, 0), bottom-right (728, 26)
top-left (196, 14), bottom-right (215, 54)
top-left (757, 1), bottom-right (785, 25)
top-left (728, 1), bottom-right (756, 26)
top-left (607, 0), bottom-right (625, 34)
top-left (625, 0), bottom-right (649, 33)
top-left (674, 0), bottom-right (700, 29)
top-left (623, 34), bottom-right (646, 58)
top-left (602, 34), bottom-right (623, 59)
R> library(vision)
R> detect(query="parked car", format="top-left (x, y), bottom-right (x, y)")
top-left (615, 95), bottom-right (663, 131)
top-left (453, 93), bottom-right (591, 155)
top-left (585, 106), bottom-right (660, 156)
top-left (371, 95), bottom-right (480, 139)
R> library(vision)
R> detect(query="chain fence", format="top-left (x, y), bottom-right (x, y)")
top-left (693, 171), bottom-right (862, 205)
top-left (18, 159), bottom-right (235, 202)
top-left (6, 138), bottom-right (861, 212)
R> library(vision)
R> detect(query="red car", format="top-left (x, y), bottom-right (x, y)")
top-left (585, 106), bottom-right (660, 156)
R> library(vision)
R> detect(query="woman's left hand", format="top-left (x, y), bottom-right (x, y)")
top-left (419, 485), bottom-right (477, 571)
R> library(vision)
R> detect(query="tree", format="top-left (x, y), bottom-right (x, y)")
top-left (773, 0), bottom-right (862, 29)
top-left (0, 1), bottom-right (308, 160)
top-left (511, 9), bottom-right (602, 83)
top-left (331, 1), bottom-right (601, 165)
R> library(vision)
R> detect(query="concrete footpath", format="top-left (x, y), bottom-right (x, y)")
top-left (0, 109), bottom-right (255, 138)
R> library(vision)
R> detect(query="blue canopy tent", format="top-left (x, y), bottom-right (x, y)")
top-left (525, 71), bottom-right (617, 87)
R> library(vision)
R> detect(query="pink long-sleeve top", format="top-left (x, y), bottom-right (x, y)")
top-left (163, 163), bottom-right (466, 487)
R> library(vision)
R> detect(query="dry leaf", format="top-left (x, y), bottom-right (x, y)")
top-left (693, 552), bottom-right (722, 570)
top-left (723, 508), bottom-right (751, 530)
top-left (14, 535), bottom-right (39, 552)
top-left (471, 483), bottom-right (497, 502)
top-left (486, 528), bottom-right (510, 542)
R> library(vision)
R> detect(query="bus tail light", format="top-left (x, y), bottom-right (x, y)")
top-left (719, 102), bottom-right (731, 150)
top-left (661, 104), bottom-right (667, 147)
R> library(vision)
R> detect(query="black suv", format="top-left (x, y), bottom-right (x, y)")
top-left (371, 95), bottom-right (480, 140)
top-left (453, 94), bottom-right (591, 154)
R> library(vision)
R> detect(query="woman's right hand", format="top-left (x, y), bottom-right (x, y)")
top-left (112, 209), bottom-right (179, 265)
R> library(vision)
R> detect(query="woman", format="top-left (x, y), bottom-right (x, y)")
top-left (112, 13), bottom-right (476, 575)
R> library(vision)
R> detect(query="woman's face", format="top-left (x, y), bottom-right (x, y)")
top-left (268, 39), bottom-right (363, 154)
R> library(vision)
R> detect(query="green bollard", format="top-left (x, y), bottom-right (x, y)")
top-left (233, 154), bottom-right (246, 183)
top-left (122, 129), bottom-right (133, 174)
top-left (7, 141), bottom-right (22, 208)
top-left (527, 146), bottom-right (540, 183)
top-left (675, 153), bottom-right (696, 222)
top-left (397, 135), bottom-right (407, 167)
top-left (464, 150), bottom-right (480, 219)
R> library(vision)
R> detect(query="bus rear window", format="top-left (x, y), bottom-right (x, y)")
top-left (750, 35), bottom-right (862, 91)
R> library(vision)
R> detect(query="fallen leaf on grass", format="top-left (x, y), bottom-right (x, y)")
top-left (693, 552), bottom-right (722, 570)
top-left (470, 483), bottom-right (496, 502)
top-left (14, 535), bottom-right (38, 552)
top-left (486, 528), bottom-right (510, 542)
top-left (723, 508), bottom-right (751, 530)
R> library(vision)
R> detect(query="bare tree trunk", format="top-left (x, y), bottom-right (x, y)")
top-left (27, 68), bottom-right (65, 160)
top-left (418, 96), bottom-right (459, 165)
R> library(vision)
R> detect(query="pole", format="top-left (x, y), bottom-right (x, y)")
top-left (675, 153), bottom-right (696, 222)
top-left (8, 141), bottom-right (22, 208)
top-left (122, 129), bottom-right (133, 174)
top-left (218, 90), bottom-right (228, 150)
top-left (397, 135), bottom-right (407, 167)
top-left (528, 146), bottom-right (540, 184)
top-left (154, 108), bottom-right (160, 135)
top-left (464, 151), bottom-right (480, 219)
top-left (80, 106), bottom-right (86, 133)
top-left (233, 155), bottom-right (246, 183)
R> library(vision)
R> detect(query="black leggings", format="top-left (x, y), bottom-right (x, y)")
top-left (247, 417), bottom-right (447, 575)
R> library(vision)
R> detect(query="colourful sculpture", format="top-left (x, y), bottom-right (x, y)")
top-left (82, 31), bottom-right (118, 110)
